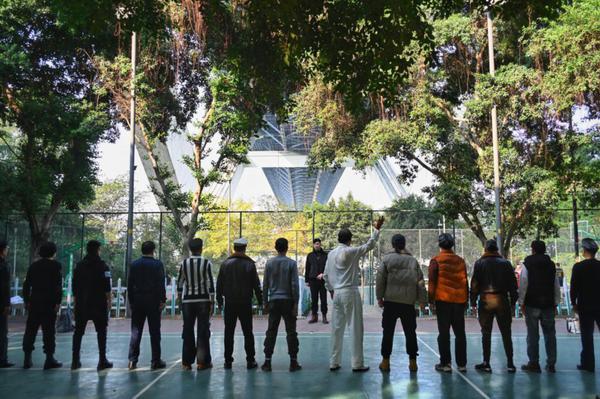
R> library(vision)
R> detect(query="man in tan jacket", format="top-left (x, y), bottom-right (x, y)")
top-left (376, 234), bottom-right (427, 372)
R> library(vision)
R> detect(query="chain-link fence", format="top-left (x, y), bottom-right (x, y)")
top-left (1, 208), bottom-right (598, 315)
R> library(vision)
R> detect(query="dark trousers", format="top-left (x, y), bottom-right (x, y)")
top-left (380, 301), bottom-right (418, 359)
top-left (309, 279), bottom-right (328, 316)
top-left (224, 302), bottom-right (255, 363)
top-left (128, 302), bottom-right (162, 362)
top-left (0, 313), bottom-right (7, 364)
top-left (182, 302), bottom-right (212, 366)
top-left (73, 309), bottom-right (108, 359)
top-left (436, 301), bottom-right (467, 367)
top-left (478, 294), bottom-right (513, 363)
top-left (524, 306), bottom-right (556, 366)
top-left (22, 306), bottom-right (57, 355)
top-left (263, 299), bottom-right (299, 358)
top-left (579, 310), bottom-right (600, 371)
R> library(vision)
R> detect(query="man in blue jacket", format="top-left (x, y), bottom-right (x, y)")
top-left (261, 238), bottom-right (301, 372)
top-left (127, 241), bottom-right (166, 370)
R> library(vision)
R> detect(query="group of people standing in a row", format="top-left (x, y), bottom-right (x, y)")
top-left (0, 218), bottom-right (599, 375)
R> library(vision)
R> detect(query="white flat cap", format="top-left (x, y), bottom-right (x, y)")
top-left (233, 237), bottom-right (248, 246)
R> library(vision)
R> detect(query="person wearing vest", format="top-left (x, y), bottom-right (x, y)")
top-left (376, 234), bottom-right (427, 373)
top-left (470, 239), bottom-right (518, 373)
top-left (518, 240), bottom-right (560, 373)
top-left (570, 238), bottom-right (600, 372)
top-left (428, 233), bottom-right (468, 373)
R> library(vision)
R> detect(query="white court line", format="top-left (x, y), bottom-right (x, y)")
top-left (131, 359), bottom-right (181, 399)
top-left (417, 336), bottom-right (491, 399)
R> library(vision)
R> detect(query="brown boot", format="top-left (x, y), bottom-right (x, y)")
top-left (322, 314), bottom-right (329, 324)
top-left (379, 358), bottom-right (390, 372)
top-left (308, 314), bottom-right (318, 324)
top-left (409, 358), bottom-right (418, 372)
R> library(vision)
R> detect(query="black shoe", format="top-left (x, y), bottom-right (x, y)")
top-left (0, 362), bottom-right (14, 368)
top-left (224, 361), bottom-right (233, 370)
top-left (545, 365), bottom-right (556, 373)
top-left (23, 352), bottom-right (33, 369)
top-left (352, 366), bottom-right (370, 373)
top-left (261, 361), bottom-right (272, 372)
top-left (43, 356), bottom-right (63, 370)
top-left (330, 365), bottom-right (341, 371)
top-left (521, 362), bottom-right (541, 373)
top-left (507, 364), bottom-right (516, 373)
top-left (475, 362), bottom-right (492, 373)
top-left (247, 360), bottom-right (258, 370)
top-left (128, 361), bottom-right (137, 370)
top-left (322, 314), bottom-right (329, 324)
top-left (151, 359), bottom-right (166, 370)
top-left (577, 364), bottom-right (594, 372)
top-left (71, 354), bottom-right (82, 370)
top-left (97, 359), bottom-right (113, 371)
top-left (289, 359), bottom-right (302, 372)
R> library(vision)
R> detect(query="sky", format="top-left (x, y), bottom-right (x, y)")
top-left (96, 128), bottom-right (433, 211)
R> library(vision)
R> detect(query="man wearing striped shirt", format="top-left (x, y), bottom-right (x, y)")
top-left (177, 238), bottom-right (215, 370)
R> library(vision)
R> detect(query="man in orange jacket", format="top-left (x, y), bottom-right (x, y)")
top-left (428, 233), bottom-right (469, 373)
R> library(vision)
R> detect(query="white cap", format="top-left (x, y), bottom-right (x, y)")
top-left (233, 237), bottom-right (248, 246)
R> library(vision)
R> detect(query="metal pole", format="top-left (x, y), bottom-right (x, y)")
top-left (227, 180), bottom-right (231, 256)
top-left (486, 8), bottom-right (503, 255)
top-left (12, 225), bottom-right (17, 279)
top-left (311, 210), bottom-right (316, 243)
top-left (80, 214), bottom-right (85, 260)
top-left (573, 195), bottom-right (579, 258)
top-left (239, 212), bottom-right (242, 238)
top-left (158, 212), bottom-right (163, 260)
top-left (125, 31), bottom-right (137, 281)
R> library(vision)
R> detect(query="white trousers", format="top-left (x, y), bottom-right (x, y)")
top-left (330, 287), bottom-right (364, 368)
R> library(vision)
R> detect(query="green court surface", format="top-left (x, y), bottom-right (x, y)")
top-left (0, 331), bottom-right (599, 398)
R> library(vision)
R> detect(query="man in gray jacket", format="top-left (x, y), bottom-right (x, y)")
top-left (261, 238), bottom-right (301, 372)
top-left (376, 234), bottom-right (427, 373)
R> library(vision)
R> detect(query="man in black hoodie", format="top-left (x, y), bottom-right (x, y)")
top-left (22, 242), bottom-right (63, 370)
top-left (570, 238), bottom-right (600, 372)
top-left (470, 239), bottom-right (518, 373)
top-left (305, 238), bottom-right (328, 324)
top-left (0, 240), bottom-right (13, 368)
top-left (71, 240), bottom-right (113, 371)
top-left (216, 238), bottom-right (262, 370)
top-left (518, 240), bottom-right (560, 373)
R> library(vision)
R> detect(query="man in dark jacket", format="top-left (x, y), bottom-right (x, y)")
top-left (127, 241), bottom-right (166, 370)
top-left (0, 240), bottom-right (13, 368)
top-left (570, 238), bottom-right (600, 372)
top-left (22, 241), bottom-right (63, 370)
top-left (470, 239), bottom-right (518, 373)
top-left (216, 237), bottom-right (262, 370)
top-left (305, 238), bottom-right (328, 324)
top-left (71, 240), bottom-right (113, 371)
top-left (518, 240), bottom-right (560, 373)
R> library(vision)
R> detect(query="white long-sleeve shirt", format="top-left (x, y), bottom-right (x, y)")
top-left (323, 230), bottom-right (380, 291)
top-left (518, 265), bottom-right (561, 307)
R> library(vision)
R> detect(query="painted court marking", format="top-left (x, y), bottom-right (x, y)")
top-left (417, 336), bottom-right (491, 399)
top-left (131, 359), bottom-right (181, 399)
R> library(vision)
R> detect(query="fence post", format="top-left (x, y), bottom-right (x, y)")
top-left (116, 278), bottom-right (122, 318)
top-left (171, 277), bottom-right (176, 316)
top-left (158, 212), bottom-right (163, 260)
top-left (239, 212), bottom-right (243, 238)
top-left (80, 214), bottom-right (85, 260)
top-left (12, 277), bottom-right (19, 316)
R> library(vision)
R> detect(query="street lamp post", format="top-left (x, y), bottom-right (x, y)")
top-left (486, 6), bottom-right (504, 254)
top-left (124, 31), bottom-right (137, 281)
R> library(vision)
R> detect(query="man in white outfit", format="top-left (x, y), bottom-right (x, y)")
top-left (323, 216), bottom-right (385, 372)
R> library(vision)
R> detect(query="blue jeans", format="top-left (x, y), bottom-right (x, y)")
top-left (524, 306), bottom-right (556, 366)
